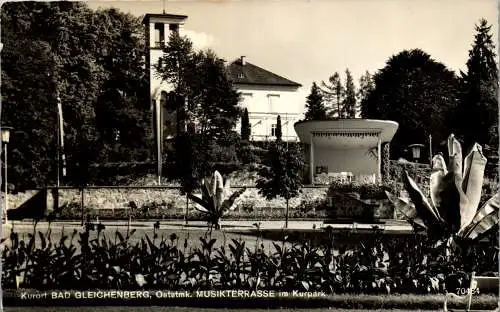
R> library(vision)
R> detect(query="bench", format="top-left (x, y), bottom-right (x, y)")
top-left (443, 271), bottom-right (499, 311)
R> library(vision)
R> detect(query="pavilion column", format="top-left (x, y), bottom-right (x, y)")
top-left (377, 136), bottom-right (382, 183)
top-left (310, 135), bottom-right (314, 185)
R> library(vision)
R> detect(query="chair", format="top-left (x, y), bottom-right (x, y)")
top-left (443, 271), bottom-right (499, 311)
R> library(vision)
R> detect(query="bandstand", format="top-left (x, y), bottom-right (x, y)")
top-left (294, 119), bottom-right (399, 184)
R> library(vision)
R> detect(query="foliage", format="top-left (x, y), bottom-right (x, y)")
top-left (361, 49), bottom-right (460, 159)
top-left (256, 143), bottom-right (304, 227)
top-left (328, 181), bottom-right (401, 200)
top-left (156, 31), bottom-right (241, 139)
top-left (357, 71), bottom-right (374, 112)
top-left (187, 171), bottom-right (246, 229)
top-left (342, 69), bottom-right (357, 118)
top-left (275, 115), bottom-right (282, 142)
top-left (320, 72), bottom-right (344, 118)
top-left (455, 19), bottom-right (498, 153)
top-left (304, 82), bottom-right (328, 121)
top-left (1, 2), bottom-right (150, 189)
top-left (1, 223), bottom-right (497, 293)
top-left (241, 108), bottom-right (251, 141)
top-left (386, 134), bottom-right (500, 249)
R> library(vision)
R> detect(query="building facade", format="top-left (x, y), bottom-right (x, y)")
top-left (227, 57), bottom-right (303, 142)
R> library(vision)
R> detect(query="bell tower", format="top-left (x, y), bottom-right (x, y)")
top-left (143, 12), bottom-right (188, 184)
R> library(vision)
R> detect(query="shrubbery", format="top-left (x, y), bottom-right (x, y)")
top-left (1, 223), bottom-right (497, 293)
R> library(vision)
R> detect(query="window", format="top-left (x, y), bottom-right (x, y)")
top-left (267, 94), bottom-right (280, 112)
top-left (271, 124), bottom-right (277, 136)
top-left (238, 73), bottom-right (244, 79)
top-left (154, 23), bottom-right (165, 47)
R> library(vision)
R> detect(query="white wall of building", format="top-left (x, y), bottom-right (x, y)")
top-left (235, 84), bottom-right (304, 141)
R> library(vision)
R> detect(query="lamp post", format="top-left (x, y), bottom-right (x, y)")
top-left (2, 127), bottom-right (12, 225)
top-left (408, 144), bottom-right (425, 163)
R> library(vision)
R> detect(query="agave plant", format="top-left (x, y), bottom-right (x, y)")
top-left (386, 134), bottom-right (499, 248)
top-left (187, 170), bottom-right (246, 230)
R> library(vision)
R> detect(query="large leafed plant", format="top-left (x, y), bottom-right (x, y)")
top-left (386, 134), bottom-right (499, 249)
top-left (187, 170), bottom-right (246, 230)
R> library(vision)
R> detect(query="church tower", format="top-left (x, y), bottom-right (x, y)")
top-left (143, 12), bottom-right (188, 184)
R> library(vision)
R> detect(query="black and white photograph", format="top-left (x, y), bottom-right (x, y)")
top-left (0, 0), bottom-right (499, 311)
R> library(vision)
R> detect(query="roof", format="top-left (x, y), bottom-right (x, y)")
top-left (142, 13), bottom-right (188, 24)
top-left (227, 58), bottom-right (302, 87)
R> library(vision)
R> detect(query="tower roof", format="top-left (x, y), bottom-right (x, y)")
top-left (142, 13), bottom-right (188, 24)
top-left (227, 57), bottom-right (302, 87)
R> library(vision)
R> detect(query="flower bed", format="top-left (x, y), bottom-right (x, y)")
top-left (2, 223), bottom-right (497, 294)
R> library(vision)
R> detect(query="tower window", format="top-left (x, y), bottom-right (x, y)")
top-left (154, 23), bottom-right (165, 47)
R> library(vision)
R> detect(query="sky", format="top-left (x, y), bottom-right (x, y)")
top-left (87, 0), bottom-right (498, 100)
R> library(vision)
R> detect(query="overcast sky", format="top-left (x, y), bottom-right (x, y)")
top-left (87, 0), bottom-right (497, 99)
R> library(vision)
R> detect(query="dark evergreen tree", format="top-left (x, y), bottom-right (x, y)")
top-left (321, 72), bottom-right (344, 118)
top-left (241, 108), bottom-right (251, 141)
top-left (456, 19), bottom-right (498, 154)
top-left (342, 69), bottom-right (357, 118)
top-left (359, 71), bottom-right (375, 117)
top-left (276, 115), bottom-right (282, 142)
top-left (361, 49), bottom-right (460, 159)
top-left (304, 82), bottom-right (328, 120)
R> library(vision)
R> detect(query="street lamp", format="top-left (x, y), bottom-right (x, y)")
top-left (408, 144), bottom-right (425, 163)
top-left (1, 126), bottom-right (12, 225)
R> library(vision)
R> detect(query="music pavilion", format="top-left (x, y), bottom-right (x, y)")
top-left (294, 119), bottom-right (399, 185)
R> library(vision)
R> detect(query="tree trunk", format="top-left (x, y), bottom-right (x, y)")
top-left (80, 187), bottom-right (84, 226)
top-left (185, 194), bottom-right (189, 226)
top-left (285, 198), bottom-right (289, 229)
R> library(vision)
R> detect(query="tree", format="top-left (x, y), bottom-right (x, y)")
top-left (256, 143), bottom-right (304, 228)
top-left (361, 49), bottom-right (460, 159)
top-left (241, 108), bottom-right (251, 141)
top-left (456, 19), bottom-right (498, 153)
top-left (304, 82), bottom-right (328, 120)
top-left (358, 71), bottom-right (375, 117)
top-left (157, 32), bottom-right (242, 180)
top-left (276, 115), bottom-right (282, 142)
top-left (342, 69), bottom-right (357, 118)
top-left (1, 2), bottom-right (151, 188)
top-left (320, 72), bottom-right (344, 118)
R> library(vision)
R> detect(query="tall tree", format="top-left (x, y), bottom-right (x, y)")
top-left (257, 143), bottom-right (304, 228)
top-left (158, 32), bottom-right (242, 181)
top-left (359, 71), bottom-right (375, 117)
top-left (361, 49), bottom-right (460, 159)
top-left (321, 72), bottom-right (344, 118)
top-left (304, 82), bottom-right (328, 120)
top-left (456, 19), bottom-right (498, 154)
top-left (342, 69), bottom-right (357, 118)
top-left (241, 108), bottom-right (251, 141)
top-left (276, 115), bottom-right (282, 142)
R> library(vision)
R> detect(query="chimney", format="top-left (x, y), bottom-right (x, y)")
top-left (240, 56), bottom-right (246, 65)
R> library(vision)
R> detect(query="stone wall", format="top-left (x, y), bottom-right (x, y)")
top-left (4, 186), bottom-right (330, 213)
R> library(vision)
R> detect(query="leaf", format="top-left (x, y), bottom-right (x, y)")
top-left (430, 154), bottom-right (447, 211)
top-left (385, 191), bottom-right (417, 220)
top-left (402, 171), bottom-right (442, 228)
top-left (463, 211), bottom-right (498, 241)
top-left (460, 143), bottom-right (487, 230)
top-left (38, 231), bottom-right (46, 250)
top-left (135, 273), bottom-right (147, 287)
top-left (187, 193), bottom-right (211, 212)
top-left (222, 188), bottom-right (246, 213)
top-left (461, 193), bottom-right (500, 239)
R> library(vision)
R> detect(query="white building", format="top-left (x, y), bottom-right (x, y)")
top-left (227, 56), bottom-right (303, 142)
